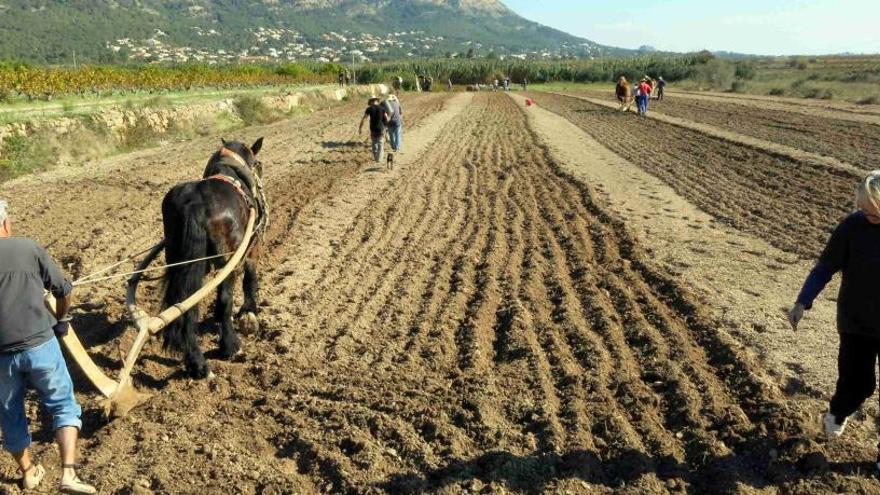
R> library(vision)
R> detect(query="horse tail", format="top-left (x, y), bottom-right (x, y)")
top-left (161, 185), bottom-right (209, 355)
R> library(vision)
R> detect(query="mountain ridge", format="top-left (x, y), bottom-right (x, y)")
top-left (0, 0), bottom-right (634, 64)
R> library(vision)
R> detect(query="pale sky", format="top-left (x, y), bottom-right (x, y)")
top-left (503, 0), bottom-right (880, 55)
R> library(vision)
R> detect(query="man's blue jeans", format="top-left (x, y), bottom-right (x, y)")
top-left (388, 124), bottom-right (403, 152)
top-left (638, 94), bottom-right (649, 114)
top-left (0, 338), bottom-right (82, 453)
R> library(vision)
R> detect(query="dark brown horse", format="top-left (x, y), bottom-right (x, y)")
top-left (160, 138), bottom-right (266, 378)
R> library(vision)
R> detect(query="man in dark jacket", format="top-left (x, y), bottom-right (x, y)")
top-left (359, 96), bottom-right (389, 163)
top-left (0, 200), bottom-right (94, 493)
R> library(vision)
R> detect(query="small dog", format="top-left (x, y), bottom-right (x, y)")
top-left (386, 153), bottom-right (394, 170)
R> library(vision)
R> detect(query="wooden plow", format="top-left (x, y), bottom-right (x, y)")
top-left (48, 208), bottom-right (257, 417)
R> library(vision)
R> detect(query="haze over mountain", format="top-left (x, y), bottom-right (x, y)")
top-left (0, 0), bottom-right (633, 64)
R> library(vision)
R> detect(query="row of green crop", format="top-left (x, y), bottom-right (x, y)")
top-left (0, 62), bottom-right (348, 101)
top-left (0, 53), bottom-right (722, 101)
top-left (353, 52), bottom-right (717, 86)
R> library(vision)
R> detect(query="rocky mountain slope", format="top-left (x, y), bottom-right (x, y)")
top-left (0, 0), bottom-right (631, 64)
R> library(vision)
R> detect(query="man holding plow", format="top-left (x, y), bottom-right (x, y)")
top-left (0, 199), bottom-right (95, 493)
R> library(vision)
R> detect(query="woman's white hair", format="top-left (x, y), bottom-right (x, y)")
top-left (0, 199), bottom-right (7, 224)
top-left (855, 170), bottom-right (880, 211)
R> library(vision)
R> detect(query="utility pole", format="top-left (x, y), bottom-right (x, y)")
top-left (351, 52), bottom-right (357, 85)
top-left (73, 50), bottom-right (77, 69)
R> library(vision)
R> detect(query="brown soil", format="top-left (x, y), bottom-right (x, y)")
top-left (0, 92), bottom-right (872, 494)
top-left (569, 89), bottom-right (880, 167)
top-left (525, 92), bottom-right (861, 260)
top-left (668, 90), bottom-right (880, 121)
top-left (512, 92), bottom-right (880, 494)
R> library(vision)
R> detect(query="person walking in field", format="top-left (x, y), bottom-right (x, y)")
top-left (637, 77), bottom-right (652, 115)
top-left (657, 76), bottom-right (667, 100)
top-left (0, 200), bottom-right (95, 494)
top-left (359, 96), bottom-right (389, 163)
top-left (615, 76), bottom-right (632, 112)
top-left (382, 94), bottom-right (404, 153)
top-left (789, 171), bottom-right (880, 469)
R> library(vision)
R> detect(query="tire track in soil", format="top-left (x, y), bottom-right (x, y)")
top-left (527, 91), bottom-right (859, 259)
top-left (568, 89), bottom-right (880, 169)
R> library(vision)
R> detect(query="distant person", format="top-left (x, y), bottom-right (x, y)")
top-left (0, 200), bottom-right (95, 494)
top-left (417, 75), bottom-right (425, 92)
top-left (359, 96), bottom-right (389, 163)
top-left (789, 171), bottom-right (880, 471)
top-left (338, 71), bottom-right (345, 88)
top-left (503, 78), bottom-right (510, 91)
top-left (447, 78), bottom-right (453, 91)
top-left (383, 94), bottom-right (404, 153)
top-left (637, 77), bottom-right (652, 115)
top-left (522, 77), bottom-right (529, 91)
top-left (615, 76), bottom-right (632, 112)
top-left (345, 69), bottom-right (352, 86)
top-left (426, 76), bottom-right (434, 92)
top-left (632, 81), bottom-right (642, 114)
top-left (392, 76), bottom-right (403, 92)
top-left (657, 76), bottom-right (667, 100)
top-left (492, 79), bottom-right (499, 92)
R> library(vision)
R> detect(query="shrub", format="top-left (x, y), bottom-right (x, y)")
top-left (768, 88), bottom-right (785, 96)
top-left (788, 57), bottom-right (808, 70)
top-left (0, 134), bottom-right (53, 181)
top-left (694, 58), bottom-right (735, 90)
top-left (856, 95), bottom-right (880, 105)
top-left (233, 95), bottom-right (282, 126)
top-left (734, 61), bottom-right (756, 80)
top-left (803, 88), bottom-right (833, 100)
top-left (730, 80), bottom-right (747, 93)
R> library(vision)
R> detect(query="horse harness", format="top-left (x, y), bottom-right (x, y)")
top-left (204, 151), bottom-right (270, 240)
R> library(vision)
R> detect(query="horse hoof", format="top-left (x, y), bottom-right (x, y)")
top-left (187, 362), bottom-right (211, 379)
top-left (237, 311), bottom-right (260, 336)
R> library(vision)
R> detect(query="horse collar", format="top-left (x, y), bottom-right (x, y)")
top-left (207, 174), bottom-right (253, 207)
top-left (220, 147), bottom-right (250, 169)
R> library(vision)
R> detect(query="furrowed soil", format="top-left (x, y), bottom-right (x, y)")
top-left (525, 92), bottom-right (864, 260)
top-left (563, 89), bottom-right (880, 168)
top-left (0, 91), bottom-right (873, 494)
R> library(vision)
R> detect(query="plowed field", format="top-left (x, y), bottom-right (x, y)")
top-left (0, 91), bottom-right (876, 494)
top-left (565, 89), bottom-right (880, 167)
top-left (525, 92), bottom-right (861, 259)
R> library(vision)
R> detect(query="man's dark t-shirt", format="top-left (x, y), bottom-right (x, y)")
top-left (0, 237), bottom-right (72, 353)
top-left (364, 105), bottom-right (387, 136)
top-left (816, 212), bottom-right (880, 336)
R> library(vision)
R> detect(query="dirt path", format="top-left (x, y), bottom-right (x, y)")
top-left (511, 93), bottom-right (880, 490)
top-left (555, 92), bottom-right (864, 175)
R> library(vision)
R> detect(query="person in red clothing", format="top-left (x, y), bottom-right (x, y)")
top-left (637, 77), bottom-right (652, 115)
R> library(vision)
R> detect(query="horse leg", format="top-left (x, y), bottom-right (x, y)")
top-left (236, 258), bottom-right (260, 336)
top-left (180, 311), bottom-right (210, 378)
top-left (162, 186), bottom-right (210, 379)
top-left (215, 274), bottom-right (241, 359)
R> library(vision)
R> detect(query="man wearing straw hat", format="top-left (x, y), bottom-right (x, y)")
top-left (359, 95), bottom-right (389, 163)
top-left (0, 200), bottom-right (95, 493)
